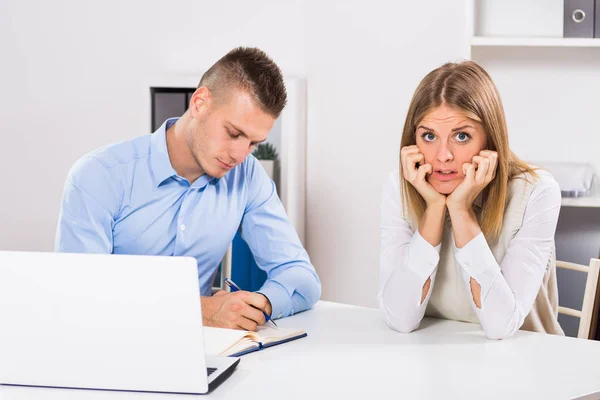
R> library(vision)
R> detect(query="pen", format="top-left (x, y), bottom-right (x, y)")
top-left (223, 278), bottom-right (278, 328)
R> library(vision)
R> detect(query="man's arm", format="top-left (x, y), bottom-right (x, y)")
top-left (55, 156), bottom-right (121, 253)
top-left (240, 157), bottom-right (321, 319)
top-left (58, 156), bottom-right (268, 331)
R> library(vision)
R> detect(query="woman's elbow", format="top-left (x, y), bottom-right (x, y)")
top-left (381, 305), bottom-right (421, 333)
top-left (483, 329), bottom-right (513, 340)
top-left (481, 318), bottom-right (521, 340)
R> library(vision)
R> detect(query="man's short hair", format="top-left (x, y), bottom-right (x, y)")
top-left (199, 47), bottom-right (287, 118)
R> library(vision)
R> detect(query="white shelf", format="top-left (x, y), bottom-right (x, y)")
top-left (471, 36), bottom-right (600, 48)
top-left (148, 75), bottom-right (198, 89)
top-left (561, 195), bottom-right (600, 208)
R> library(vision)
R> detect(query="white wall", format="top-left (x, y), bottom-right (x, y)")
top-left (1, 0), bottom-right (468, 309)
top-left (304, 0), bottom-right (468, 307)
top-left (472, 0), bottom-right (600, 176)
top-left (472, 46), bottom-right (600, 177)
top-left (0, 0), bottom-right (306, 251)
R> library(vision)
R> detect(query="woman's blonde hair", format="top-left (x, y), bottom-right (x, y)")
top-left (400, 61), bottom-right (535, 241)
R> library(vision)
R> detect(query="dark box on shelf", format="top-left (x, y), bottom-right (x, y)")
top-left (596, 0), bottom-right (600, 37)
top-left (564, 0), bottom-right (595, 38)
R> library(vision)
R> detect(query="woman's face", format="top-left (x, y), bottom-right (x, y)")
top-left (415, 104), bottom-right (488, 194)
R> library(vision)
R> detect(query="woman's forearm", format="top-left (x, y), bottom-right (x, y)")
top-left (448, 206), bottom-right (483, 307)
top-left (417, 201), bottom-right (446, 302)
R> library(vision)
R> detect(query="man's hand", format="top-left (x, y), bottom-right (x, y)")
top-left (256, 292), bottom-right (273, 317)
top-left (201, 291), bottom-right (270, 331)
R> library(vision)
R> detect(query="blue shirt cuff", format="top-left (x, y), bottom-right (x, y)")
top-left (257, 281), bottom-right (291, 320)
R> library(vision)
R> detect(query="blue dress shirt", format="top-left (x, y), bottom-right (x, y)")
top-left (55, 118), bottom-right (321, 319)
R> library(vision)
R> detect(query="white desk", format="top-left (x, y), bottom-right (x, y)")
top-left (2, 301), bottom-right (600, 400)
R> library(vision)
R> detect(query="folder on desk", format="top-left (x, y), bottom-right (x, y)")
top-left (203, 326), bottom-right (307, 357)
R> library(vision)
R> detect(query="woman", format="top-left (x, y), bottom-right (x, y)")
top-left (378, 61), bottom-right (564, 339)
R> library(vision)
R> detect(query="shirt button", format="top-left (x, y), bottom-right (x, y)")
top-left (277, 313), bottom-right (282, 319)
top-left (180, 224), bottom-right (186, 231)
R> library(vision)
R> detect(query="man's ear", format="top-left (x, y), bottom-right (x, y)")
top-left (189, 87), bottom-right (211, 117)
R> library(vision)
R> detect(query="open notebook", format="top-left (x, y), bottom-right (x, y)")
top-left (203, 325), bottom-right (307, 357)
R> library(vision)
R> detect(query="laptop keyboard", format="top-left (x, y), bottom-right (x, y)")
top-left (207, 367), bottom-right (217, 377)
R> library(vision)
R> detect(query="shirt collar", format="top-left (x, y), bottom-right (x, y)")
top-left (150, 117), bottom-right (220, 188)
top-left (150, 118), bottom-right (179, 187)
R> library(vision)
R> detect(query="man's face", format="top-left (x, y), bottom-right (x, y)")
top-left (187, 88), bottom-right (275, 178)
top-left (415, 104), bottom-right (487, 195)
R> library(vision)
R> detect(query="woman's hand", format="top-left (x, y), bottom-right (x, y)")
top-left (401, 145), bottom-right (446, 207)
top-left (446, 150), bottom-right (498, 213)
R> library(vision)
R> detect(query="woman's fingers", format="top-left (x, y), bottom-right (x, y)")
top-left (403, 153), bottom-right (424, 181)
top-left (416, 163), bottom-right (432, 184)
top-left (400, 146), bottom-right (421, 176)
top-left (480, 150), bottom-right (498, 182)
top-left (471, 155), bottom-right (489, 184)
top-left (463, 162), bottom-right (476, 183)
top-left (400, 145), bottom-right (420, 157)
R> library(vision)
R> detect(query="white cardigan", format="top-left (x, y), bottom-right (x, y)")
top-left (378, 169), bottom-right (564, 339)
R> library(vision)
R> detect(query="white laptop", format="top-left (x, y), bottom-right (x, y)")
top-left (0, 250), bottom-right (240, 394)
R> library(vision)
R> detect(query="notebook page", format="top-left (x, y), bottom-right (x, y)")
top-left (256, 326), bottom-right (305, 345)
top-left (203, 327), bottom-right (257, 357)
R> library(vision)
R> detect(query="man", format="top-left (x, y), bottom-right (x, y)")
top-left (56, 47), bottom-right (321, 331)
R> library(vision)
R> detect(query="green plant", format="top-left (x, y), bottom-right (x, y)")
top-left (252, 142), bottom-right (279, 161)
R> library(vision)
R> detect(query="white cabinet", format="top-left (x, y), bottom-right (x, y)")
top-left (466, 0), bottom-right (600, 338)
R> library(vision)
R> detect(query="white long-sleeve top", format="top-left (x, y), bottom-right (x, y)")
top-left (378, 169), bottom-right (562, 339)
